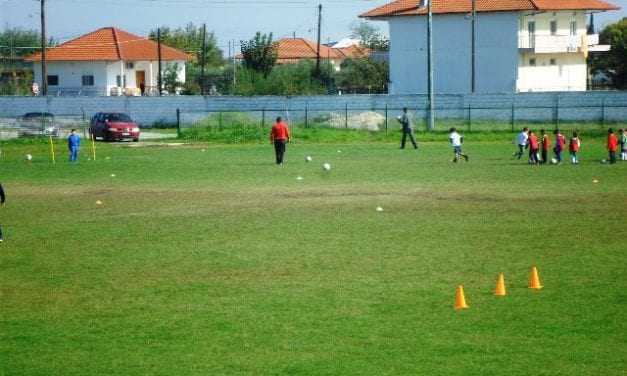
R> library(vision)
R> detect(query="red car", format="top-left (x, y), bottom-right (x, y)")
top-left (90, 112), bottom-right (140, 142)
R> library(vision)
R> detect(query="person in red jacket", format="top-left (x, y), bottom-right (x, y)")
top-left (607, 128), bottom-right (618, 164)
top-left (569, 131), bottom-right (581, 164)
top-left (553, 129), bottom-right (566, 164)
top-left (528, 130), bottom-right (539, 164)
top-left (540, 129), bottom-right (551, 164)
top-left (270, 117), bottom-right (290, 165)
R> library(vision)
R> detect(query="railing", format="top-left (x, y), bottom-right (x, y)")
top-left (518, 34), bottom-right (583, 53)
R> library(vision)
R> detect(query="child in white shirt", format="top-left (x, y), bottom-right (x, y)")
top-left (449, 128), bottom-right (469, 162)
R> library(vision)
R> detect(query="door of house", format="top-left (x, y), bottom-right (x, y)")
top-left (527, 21), bottom-right (536, 49)
top-left (136, 71), bottom-right (146, 94)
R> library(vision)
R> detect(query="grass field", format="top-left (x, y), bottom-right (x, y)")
top-left (1, 136), bottom-right (626, 375)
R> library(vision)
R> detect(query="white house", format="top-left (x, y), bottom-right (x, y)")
top-left (361, 0), bottom-right (619, 94)
top-left (26, 27), bottom-right (190, 96)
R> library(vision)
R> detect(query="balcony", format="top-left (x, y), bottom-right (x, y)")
top-left (518, 34), bottom-right (586, 53)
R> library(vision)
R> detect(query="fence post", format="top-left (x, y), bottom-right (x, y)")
top-left (219, 111), bottom-right (223, 131)
top-left (385, 103), bottom-right (388, 136)
top-left (345, 103), bottom-right (348, 129)
top-left (176, 108), bottom-right (181, 138)
top-left (601, 98), bottom-right (605, 127)
top-left (305, 103), bottom-right (309, 128)
top-left (554, 96), bottom-right (559, 130)
top-left (467, 104), bottom-right (472, 132)
top-left (510, 100), bottom-right (515, 132)
top-left (261, 109), bottom-right (266, 128)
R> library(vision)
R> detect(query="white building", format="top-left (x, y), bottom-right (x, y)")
top-left (361, 0), bottom-right (619, 94)
top-left (26, 27), bottom-right (190, 96)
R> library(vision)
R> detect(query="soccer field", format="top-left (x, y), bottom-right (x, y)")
top-left (1, 139), bottom-right (626, 375)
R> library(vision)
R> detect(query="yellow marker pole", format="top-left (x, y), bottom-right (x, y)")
top-left (90, 133), bottom-right (96, 161)
top-left (49, 135), bottom-right (56, 164)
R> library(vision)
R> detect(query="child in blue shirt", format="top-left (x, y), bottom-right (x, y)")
top-left (68, 129), bottom-right (81, 162)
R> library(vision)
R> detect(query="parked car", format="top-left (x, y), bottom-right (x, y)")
top-left (17, 112), bottom-right (59, 137)
top-left (89, 112), bottom-right (140, 142)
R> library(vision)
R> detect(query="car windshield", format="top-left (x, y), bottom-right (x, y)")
top-left (104, 114), bottom-right (132, 122)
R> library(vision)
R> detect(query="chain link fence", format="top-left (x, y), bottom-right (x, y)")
top-left (0, 112), bottom-right (90, 141)
top-left (176, 101), bottom-right (627, 143)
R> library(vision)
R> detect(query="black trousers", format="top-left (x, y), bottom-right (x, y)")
top-left (541, 149), bottom-right (548, 164)
top-left (401, 130), bottom-right (417, 149)
top-left (274, 140), bottom-right (286, 164)
top-left (0, 224), bottom-right (3, 240)
top-left (529, 148), bottom-right (539, 164)
top-left (609, 151), bottom-right (616, 164)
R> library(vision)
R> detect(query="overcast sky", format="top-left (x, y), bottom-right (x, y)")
top-left (1, 0), bottom-right (625, 54)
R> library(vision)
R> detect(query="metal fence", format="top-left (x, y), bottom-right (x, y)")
top-left (176, 100), bottom-right (627, 142)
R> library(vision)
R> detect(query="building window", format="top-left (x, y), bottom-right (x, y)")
top-left (550, 20), bottom-right (558, 35)
top-left (116, 75), bottom-right (127, 87)
top-left (529, 58), bottom-right (536, 66)
top-left (126, 62), bottom-right (134, 70)
top-left (82, 75), bottom-right (94, 86)
top-left (550, 58), bottom-right (557, 65)
top-left (47, 75), bottom-right (59, 86)
top-left (570, 21), bottom-right (577, 36)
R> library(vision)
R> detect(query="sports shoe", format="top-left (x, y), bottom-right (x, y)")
top-left (464, 155), bottom-right (469, 162)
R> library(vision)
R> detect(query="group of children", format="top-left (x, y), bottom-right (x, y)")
top-left (514, 127), bottom-right (626, 165)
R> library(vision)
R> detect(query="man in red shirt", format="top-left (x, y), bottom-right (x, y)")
top-left (607, 128), bottom-right (618, 164)
top-left (270, 117), bottom-right (290, 165)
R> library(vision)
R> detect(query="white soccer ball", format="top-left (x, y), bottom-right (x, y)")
top-left (305, 156), bottom-right (312, 162)
top-left (376, 206), bottom-right (384, 212)
top-left (601, 159), bottom-right (607, 164)
top-left (95, 200), bottom-right (103, 205)
top-left (322, 163), bottom-right (331, 171)
top-left (25, 154), bottom-right (32, 161)
top-left (550, 158), bottom-right (558, 164)
top-left (296, 176), bottom-right (303, 181)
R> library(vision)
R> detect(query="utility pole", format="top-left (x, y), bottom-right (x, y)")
top-left (232, 39), bottom-right (236, 87)
top-left (157, 27), bottom-right (162, 96)
top-left (41, 0), bottom-right (48, 96)
top-left (200, 23), bottom-right (207, 95)
top-left (471, 0), bottom-right (476, 93)
top-left (426, 0), bottom-right (435, 130)
top-left (315, 4), bottom-right (322, 76)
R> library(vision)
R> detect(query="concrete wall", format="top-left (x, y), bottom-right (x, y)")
top-left (0, 92), bottom-right (625, 126)
top-left (388, 12), bottom-right (519, 94)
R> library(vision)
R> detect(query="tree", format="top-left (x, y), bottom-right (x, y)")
top-left (350, 21), bottom-right (389, 51)
top-left (240, 32), bottom-right (278, 78)
top-left (163, 63), bottom-right (182, 94)
top-left (0, 28), bottom-right (54, 95)
top-left (335, 58), bottom-right (389, 94)
top-left (150, 23), bottom-right (223, 94)
top-left (589, 18), bottom-right (627, 89)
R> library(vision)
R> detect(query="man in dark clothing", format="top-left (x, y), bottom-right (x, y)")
top-left (398, 107), bottom-right (418, 149)
top-left (0, 183), bottom-right (5, 242)
top-left (270, 117), bottom-right (290, 165)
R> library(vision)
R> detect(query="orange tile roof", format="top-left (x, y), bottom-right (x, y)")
top-left (25, 27), bottom-right (190, 62)
top-left (361, 0), bottom-right (618, 17)
top-left (236, 38), bottom-right (370, 63)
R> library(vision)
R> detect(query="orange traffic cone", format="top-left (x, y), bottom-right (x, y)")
top-left (529, 266), bottom-right (543, 289)
top-left (454, 285), bottom-right (469, 310)
top-left (494, 273), bottom-right (507, 296)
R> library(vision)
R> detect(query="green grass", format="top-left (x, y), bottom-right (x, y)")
top-left (1, 137), bottom-right (626, 375)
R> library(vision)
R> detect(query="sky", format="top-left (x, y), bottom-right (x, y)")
top-left (1, 0), bottom-right (625, 55)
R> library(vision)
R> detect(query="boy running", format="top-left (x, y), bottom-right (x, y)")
top-left (553, 129), bottom-right (566, 164)
top-left (569, 131), bottom-right (581, 164)
top-left (540, 129), bottom-right (551, 164)
top-left (528, 130), bottom-right (539, 165)
top-left (449, 127), bottom-right (468, 162)
top-left (514, 127), bottom-right (529, 159)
